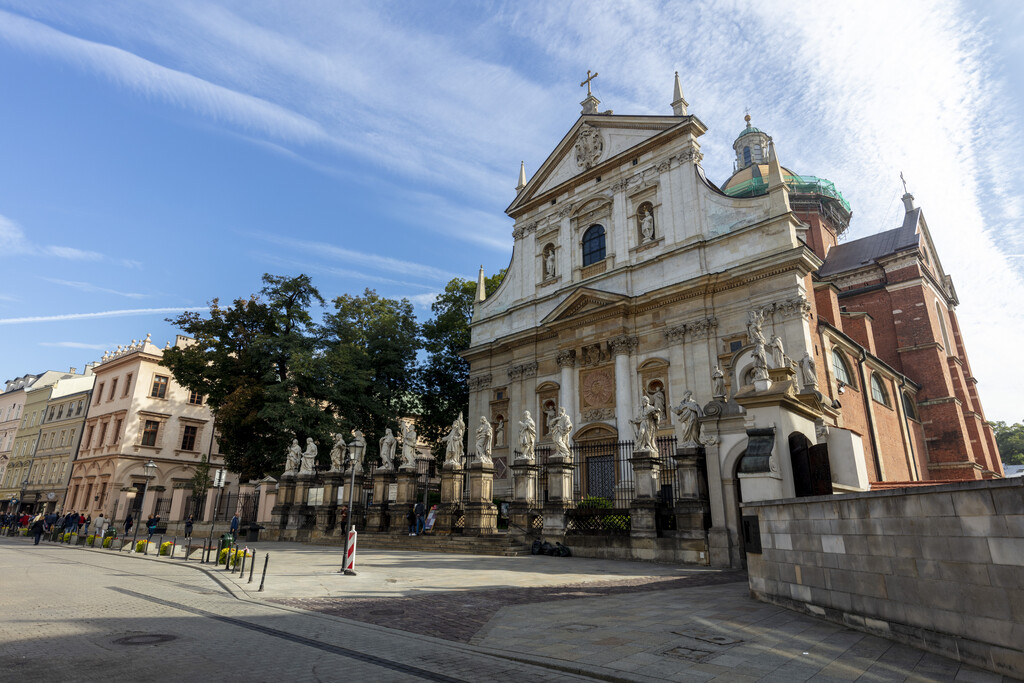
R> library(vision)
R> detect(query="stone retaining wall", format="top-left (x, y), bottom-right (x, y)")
top-left (743, 478), bottom-right (1023, 677)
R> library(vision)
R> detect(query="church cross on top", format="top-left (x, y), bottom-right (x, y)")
top-left (580, 70), bottom-right (599, 96)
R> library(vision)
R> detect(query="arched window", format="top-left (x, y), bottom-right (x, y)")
top-left (902, 392), bottom-right (917, 419)
top-left (870, 375), bottom-right (889, 406)
top-left (582, 224), bottom-right (606, 266)
top-left (743, 146), bottom-right (751, 166)
top-left (831, 349), bottom-right (852, 386)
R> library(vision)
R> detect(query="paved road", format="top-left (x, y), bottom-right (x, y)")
top-left (0, 536), bottom-right (1015, 682)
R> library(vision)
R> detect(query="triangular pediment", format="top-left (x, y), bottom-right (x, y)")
top-left (508, 114), bottom-right (702, 217)
top-left (541, 287), bottom-right (630, 326)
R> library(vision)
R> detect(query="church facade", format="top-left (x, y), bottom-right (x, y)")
top-left (463, 76), bottom-right (1001, 566)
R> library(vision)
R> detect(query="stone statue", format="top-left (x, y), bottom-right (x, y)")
top-left (543, 402), bottom-right (558, 436)
top-left (399, 420), bottom-right (418, 470)
top-left (378, 428), bottom-right (397, 471)
top-left (747, 309), bottom-right (766, 345)
top-left (544, 249), bottom-right (556, 279)
top-left (348, 430), bottom-right (365, 474)
top-left (674, 391), bottom-right (704, 447)
top-left (517, 410), bottom-right (536, 462)
top-left (800, 352), bottom-right (818, 388)
top-left (329, 433), bottom-right (347, 472)
top-left (712, 365), bottom-right (726, 398)
top-left (299, 437), bottom-right (318, 475)
top-left (495, 416), bottom-right (505, 447)
top-left (550, 406), bottom-right (573, 460)
top-left (769, 334), bottom-right (786, 368)
top-left (442, 412), bottom-right (465, 467)
top-left (647, 384), bottom-right (666, 420)
top-left (475, 416), bottom-right (493, 465)
top-left (283, 438), bottom-right (302, 476)
top-left (752, 340), bottom-right (769, 382)
top-left (630, 395), bottom-right (661, 453)
top-left (640, 208), bottom-right (655, 242)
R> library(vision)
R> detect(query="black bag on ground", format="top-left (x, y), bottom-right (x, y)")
top-left (531, 539), bottom-right (542, 555)
top-left (542, 541), bottom-right (556, 556)
top-left (556, 542), bottom-right (572, 557)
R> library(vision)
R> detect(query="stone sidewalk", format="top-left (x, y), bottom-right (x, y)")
top-left (19, 536), bottom-right (1020, 682)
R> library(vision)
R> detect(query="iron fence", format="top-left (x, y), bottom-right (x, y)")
top-left (211, 492), bottom-right (260, 524)
top-left (182, 494), bottom-right (206, 521)
top-left (154, 496), bottom-right (172, 517)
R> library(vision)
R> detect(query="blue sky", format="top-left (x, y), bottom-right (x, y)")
top-left (0, 0), bottom-right (1021, 422)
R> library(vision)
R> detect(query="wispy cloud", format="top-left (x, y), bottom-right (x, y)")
top-left (39, 341), bottom-right (117, 351)
top-left (405, 292), bottom-right (439, 309)
top-left (255, 253), bottom-right (437, 291)
top-left (0, 307), bottom-right (207, 325)
top-left (43, 278), bottom-right (148, 299)
top-left (1, 213), bottom-right (138, 268)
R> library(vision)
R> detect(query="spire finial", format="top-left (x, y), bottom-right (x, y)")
top-left (900, 172), bottom-right (916, 211)
top-left (580, 70), bottom-right (598, 96)
top-left (671, 71), bottom-right (688, 116)
top-left (475, 265), bottom-right (487, 303)
top-left (579, 70), bottom-right (601, 115)
top-left (516, 161), bottom-right (527, 192)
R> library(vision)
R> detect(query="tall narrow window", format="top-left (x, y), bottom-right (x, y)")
top-left (113, 418), bottom-right (122, 444)
top-left (56, 404), bottom-right (64, 420)
top-left (151, 375), bottom-right (169, 399)
top-left (902, 392), bottom-right (918, 420)
top-left (76, 400), bottom-right (83, 416)
top-left (142, 420), bottom-right (160, 447)
top-left (123, 373), bottom-right (133, 397)
top-left (109, 378), bottom-right (118, 400)
top-left (97, 423), bottom-right (107, 448)
top-left (743, 146), bottom-right (752, 166)
top-left (582, 224), bottom-right (606, 267)
top-left (181, 425), bottom-right (198, 451)
top-left (95, 384), bottom-right (104, 404)
top-left (831, 350), bottom-right (852, 386)
top-left (85, 425), bottom-right (94, 450)
top-left (870, 375), bottom-right (890, 406)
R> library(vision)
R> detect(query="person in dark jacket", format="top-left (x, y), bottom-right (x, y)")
top-left (31, 513), bottom-right (46, 545)
top-left (124, 513), bottom-right (134, 534)
top-left (184, 515), bottom-right (194, 540)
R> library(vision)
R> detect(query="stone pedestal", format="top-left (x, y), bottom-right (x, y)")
top-left (272, 476), bottom-right (296, 528)
top-left (316, 472), bottom-right (343, 532)
top-left (436, 463), bottom-right (463, 533)
top-left (542, 456), bottom-right (574, 535)
top-left (630, 498), bottom-right (658, 539)
top-left (392, 469), bottom-right (419, 534)
top-left (509, 461), bottom-right (540, 531)
top-left (629, 449), bottom-right (661, 500)
top-left (366, 469), bottom-right (395, 533)
top-left (673, 446), bottom-right (711, 541)
top-left (464, 461), bottom-right (497, 535)
top-left (337, 472), bottom-right (364, 534)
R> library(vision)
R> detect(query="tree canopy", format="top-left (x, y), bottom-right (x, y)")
top-left (990, 420), bottom-right (1024, 466)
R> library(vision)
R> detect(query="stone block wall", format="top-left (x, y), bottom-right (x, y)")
top-left (744, 478), bottom-right (1024, 678)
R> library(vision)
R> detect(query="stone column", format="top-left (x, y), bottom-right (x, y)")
top-left (287, 473), bottom-right (314, 531)
top-left (629, 448), bottom-right (660, 539)
top-left (665, 325), bottom-right (688, 411)
top-left (317, 472), bottom-right (343, 533)
top-left (366, 468), bottom-right (394, 533)
top-left (674, 445), bottom-right (711, 545)
top-left (557, 351), bottom-right (577, 430)
top-left (609, 335), bottom-right (638, 440)
top-left (169, 485), bottom-right (188, 522)
top-left (464, 460), bottom-right (497, 535)
top-left (436, 462), bottom-right (463, 533)
top-left (542, 455), bottom-right (574, 535)
top-left (509, 459), bottom-right (540, 531)
top-left (338, 469), bottom-right (365, 535)
top-left (393, 468), bottom-right (418, 534)
top-left (255, 478), bottom-right (277, 525)
top-left (204, 485), bottom-right (222, 523)
top-left (271, 477), bottom-right (294, 529)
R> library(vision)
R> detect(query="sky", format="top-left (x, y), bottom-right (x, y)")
top-left (0, 0), bottom-right (1021, 422)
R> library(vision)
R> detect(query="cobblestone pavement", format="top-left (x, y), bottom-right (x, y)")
top-left (1, 536), bottom-right (1017, 682)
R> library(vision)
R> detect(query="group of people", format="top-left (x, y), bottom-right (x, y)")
top-left (0, 509), bottom-right (110, 545)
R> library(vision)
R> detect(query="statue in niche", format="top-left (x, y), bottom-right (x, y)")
top-left (639, 207), bottom-right (655, 243)
top-left (329, 433), bottom-right (347, 472)
top-left (283, 438), bottom-right (302, 476)
top-left (769, 335), bottom-right (786, 368)
top-left (752, 341), bottom-right (770, 382)
top-left (646, 383), bottom-right (666, 420)
top-left (399, 420), bottom-right (418, 470)
top-left (630, 395), bottom-right (661, 453)
top-left (348, 430), bottom-right (365, 474)
top-left (378, 428), bottom-right (397, 471)
top-left (674, 391), bottom-right (704, 447)
top-left (544, 248), bottom-right (556, 279)
top-left (517, 411), bottom-right (536, 462)
top-left (747, 309), bottom-right (766, 345)
top-left (442, 412), bottom-right (465, 466)
top-left (799, 353), bottom-right (818, 388)
top-left (299, 437), bottom-right (318, 475)
top-left (712, 366), bottom-right (726, 398)
top-left (542, 401), bottom-right (558, 436)
top-left (495, 416), bottom-right (505, 447)
top-left (550, 406), bottom-right (573, 460)
top-left (475, 416), bottom-right (493, 465)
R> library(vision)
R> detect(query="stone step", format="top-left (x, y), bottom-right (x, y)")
top-left (312, 532), bottom-right (532, 557)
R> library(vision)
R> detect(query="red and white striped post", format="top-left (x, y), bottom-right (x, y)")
top-left (343, 528), bottom-right (357, 575)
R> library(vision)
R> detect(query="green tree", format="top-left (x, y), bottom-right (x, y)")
top-left (321, 289), bottom-right (422, 461)
top-left (162, 274), bottom-right (334, 480)
top-left (418, 271), bottom-right (504, 456)
top-left (990, 420), bottom-right (1024, 466)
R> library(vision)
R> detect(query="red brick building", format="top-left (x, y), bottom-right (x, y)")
top-left (724, 117), bottom-right (1002, 482)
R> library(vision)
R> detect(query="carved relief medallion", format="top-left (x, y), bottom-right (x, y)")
top-left (580, 367), bottom-right (615, 411)
top-left (574, 124), bottom-right (604, 170)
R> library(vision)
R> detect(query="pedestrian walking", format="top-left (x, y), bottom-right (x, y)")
top-left (66, 511), bottom-right (79, 534)
top-left (146, 515), bottom-right (157, 541)
top-left (93, 513), bottom-right (106, 538)
top-left (414, 501), bottom-right (426, 536)
top-left (229, 513), bottom-right (239, 541)
top-left (407, 508), bottom-right (417, 536)
top-left (124, 513), bottom-right (134, 535)
top-left (31, 513), bottom-right (46, 545)
top-left (83, 514), bottom-right (92, 536)
top-left (184, 515), bottom-right (194, 540)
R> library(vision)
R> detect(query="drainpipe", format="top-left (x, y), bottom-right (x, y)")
top-left (857, 350), bottom-right (884, 481)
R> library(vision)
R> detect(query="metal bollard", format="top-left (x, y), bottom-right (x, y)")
top-left (248, 552), bottom-right (256, 584)
top-left (258, 553), bottom-right (269, 592)
top-left (225, 542), bottom-right (233, 571)
top-left (238, 548), bottom-right (247, 576)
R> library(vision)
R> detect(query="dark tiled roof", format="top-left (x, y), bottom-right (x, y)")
top-left (819, 208), bottom-right (921, 277)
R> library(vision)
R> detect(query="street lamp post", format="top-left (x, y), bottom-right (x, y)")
top-left (340, 433), bottom-right (364, 575)
top-left (130, 459), bottom-right (158, 551)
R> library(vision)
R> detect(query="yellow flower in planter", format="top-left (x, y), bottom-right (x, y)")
top-left (160, 542), bottom-right (174, 556)
top-left (135, 540), bottom-right (148, 553)
top-left (86, 535), bottom-right (96, 546)
top-left (102, 537), bottom-right (113, 548)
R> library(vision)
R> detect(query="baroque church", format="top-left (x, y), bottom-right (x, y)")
top-left (463, 74), bottom-right (1002, 566)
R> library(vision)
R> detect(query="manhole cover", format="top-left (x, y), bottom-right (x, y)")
top-left (369, 608), bottom-right (404, 617)
top-left (112, 634), bottom-right (178, 646)
top-left (664, 645), bottom-right (714, 662)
